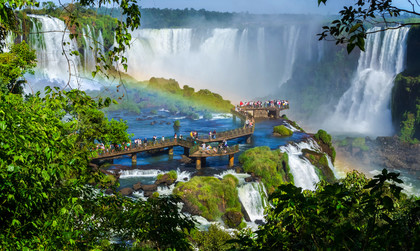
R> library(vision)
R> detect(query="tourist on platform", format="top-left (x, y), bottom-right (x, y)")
top-left (161, 136), bottom-right (165, 142)
top-left (212, 130), bottom-right (216, 139)
top-left (179, 134), bottom-right (183, 140)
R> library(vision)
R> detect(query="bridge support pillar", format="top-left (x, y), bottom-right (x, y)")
top-left (196, 158), bottom-right (202, 170)
top-left (246, 136), bottom-right (252, 144)
top-left (168, 147), bottom-right (174, 155)
top-left (229, 154), bottom-right (234, 167)
top-left (184, 147), bottom-right (189, 156)
top-left (131, 154), bottom-right (137, 164)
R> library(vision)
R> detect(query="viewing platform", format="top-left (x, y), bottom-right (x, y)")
top-left (238, 105), bottom-right (289, 119)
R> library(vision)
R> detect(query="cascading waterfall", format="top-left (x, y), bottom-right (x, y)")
top-left (82, 25), bottom-right (96, 70)
top-left (28, 15), bottom-right (82, 89)
top-left (238, 182), bottom-right (268, 222)
top-left (214, 170), bottom-right (268, 223)
top-left (326, 27), bottom-right (409, 136)
top-left (122, 24), bottom-right (319, 101)
top-left (279, 139), bottom-right (325, 190)
top-left (277, 25), bottom-right (301, 87)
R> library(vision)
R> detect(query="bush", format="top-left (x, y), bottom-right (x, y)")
top-left (203, 111), bottom-right (213, 120)
top-left (352, 137), bottom-right (370, 151)
top-left (239, 146), bottom-right (293, 194)
top-left (189, 224), bottom-right (237, 251)
top-left (273, 125), bottom-right (293, 137)
top-left (173, 120), bottom-right (181, 127)
top-left (173, 175), bottom-right (241, 221)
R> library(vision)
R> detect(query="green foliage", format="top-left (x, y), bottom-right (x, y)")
top-left (273, 125), bottom-right (293, 136)
top-left (338, 138), bottom-right (349, 146)
top-left (174, 120), bottom-right (181, 127)
top-left (203, 111), bottom-right (213, 120)
top-left (0, 41), bottom-right (36, 94)
top-left (234, 169), bottom-right (420, 250)
top-left (352, 137), bottom-right (370, 151)
top-left (0, 87), bottom-right (195, 249)
top-left (239, 146), bottom-right (293, 194)
top-left (399, 112), bottom-right (420, 143)
top-left (392, 73), bottom-right (420, 141)
top-left (317, 0), bottom-right (420, 53)
top-left (173, 175), bottom-right (241, 222)
top-left (314, 129), bottom-right (336, 162)
top-left (189, 224), bottom-right (237, 251)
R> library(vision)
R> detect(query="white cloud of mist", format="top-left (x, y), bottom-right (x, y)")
top-left (139, 0), bottom-right (415, 15)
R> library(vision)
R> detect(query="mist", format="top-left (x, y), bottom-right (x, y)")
top-left (123, 13), bottom-right (326, 102)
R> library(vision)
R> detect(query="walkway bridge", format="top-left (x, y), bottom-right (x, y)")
top-left (91, 128), bottom-right (250, 169)
top-left (91, 103), bottom-right (284, 169)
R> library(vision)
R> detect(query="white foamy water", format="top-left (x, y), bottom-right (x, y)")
top-left (119, 169), bottom-right (162, 178)
top-left (279, 139), bottom-right (324, 190)
top-left (214, 170), bottom-right (251, 185)
top-left (327, 27), bottom-right (409, 136)
top-left (238, 182), bottom-right (267, 223)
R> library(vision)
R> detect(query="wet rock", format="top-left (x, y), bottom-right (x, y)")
top-left (240, 202), bottom-right (251, 222)
top-left (150, 121), bottom-right (157, 125)
top-left (118, 187), bottom-right (133, 196)
top-left (142, 184), bottom-right (158, 192)
top-left (181, 199), bottom-right (202, 216)
top-left (166, 122), bottom-right (172, 125)
top-left (245, 177), bottom-right (253, 182)
top-left (154, 173), bottom-right (176, 186)
top-left (105, 188), bottom-right (113, 195)
top-left (222, 210), bottom-right (243, 228)
top-left (133, 182), bottom-right (142, 191)
top-left (143, 190), bottom-right (155, 197)
top-left (254, 219), bottom-right (264, 225)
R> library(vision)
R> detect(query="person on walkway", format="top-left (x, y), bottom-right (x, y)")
top-left (212, 130), bottom-right (216, 139)
top-left (161, 136), bottom-right (165, 142)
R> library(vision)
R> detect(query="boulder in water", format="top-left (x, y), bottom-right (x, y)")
top-left (142, 184), bottom-right (158, 192)
top-left (133, 182), bottom-right (142, 191)
top-left (155, 172), bottom-right (176, 186)
top-left (118, 187), bottom-right (133, 196)
top-left (222, 209), bottom-right (243, 228)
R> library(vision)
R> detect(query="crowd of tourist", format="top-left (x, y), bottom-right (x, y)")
top-left (200, 139), bottom-right (229, 154)
top-left (238, 100), bottom-right (289, 108)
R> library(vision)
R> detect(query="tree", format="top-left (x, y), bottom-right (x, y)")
top-left (233, 170), bottom-right (420, 250)
top-left (317, 0), bottom-right (420, 53)
top-left (0, 41), bottom-right (36, 94)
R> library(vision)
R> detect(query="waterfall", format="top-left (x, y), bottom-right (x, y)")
top-left (82, 25), bottom-right (96, 70)
top-left (28, 14), bottom-right (82, 89)
top-left (277, 25), bottom-right (301, 87)
top-left (119, 169), bottom-right (162, 178)
top-left (238, 182), bottom-right (268, 222)
top-left (122, 25), bottom-right (316, 101)
top-left (279, 139), bottom-right (324, 190)
top-left (327, 27), bottom-right (409, 136)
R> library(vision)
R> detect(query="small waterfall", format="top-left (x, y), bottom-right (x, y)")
top-left (82, 25), bottom-right (97, 70)
top-left (119, 169), bottom-right (162, 178)
top-left (279, 139), bottom-right (322, 190)
top-left (176, 168), bottom-right (192, 182)
top-left (327, 27), bottom-right (409, 136)
top-left (214, 169), bottom-right (251, 184)
top-left (238, 182), bottom-right (267, 222)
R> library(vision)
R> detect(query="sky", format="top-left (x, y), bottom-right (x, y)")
top-left (138, 0), bottom-right (415, 15)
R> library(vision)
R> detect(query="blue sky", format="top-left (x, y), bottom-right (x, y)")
top-left (138, 0), bottom-right (415, 15)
